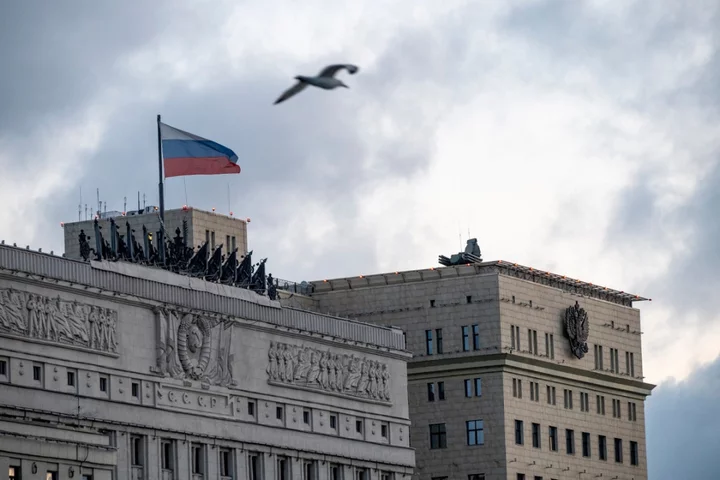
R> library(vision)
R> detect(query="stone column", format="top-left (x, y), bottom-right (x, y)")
top-left (317, 461), bottom-right (329, 480)
top-left (146, 436), bottom-right (160, 480)
top-left (115, 433), bottom-right (128, 480)
top-left (263, 453), bottom-right (275, 480)
top-left (234, 448), bottom-right (248, 480)
top-left (206, 447), bottom-right (218, 480)
top-left (176, 441), bottom-right (190, 480)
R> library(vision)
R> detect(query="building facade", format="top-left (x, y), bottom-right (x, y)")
top-left (0, 244), bottom-right (415, 480)
top-left (283, 261), bottom-right (654, 480)
top-left (62, 207), bottom-right (248, 261)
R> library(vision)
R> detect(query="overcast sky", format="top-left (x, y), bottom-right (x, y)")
top-left (1, 1), bottom-right (718, 476)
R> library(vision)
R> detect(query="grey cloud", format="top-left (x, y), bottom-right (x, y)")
top-left (646, 353), bottom-right (720, 478)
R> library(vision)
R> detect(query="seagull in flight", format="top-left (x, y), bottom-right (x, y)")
top-left (274, 64), bottom-right (360, 105)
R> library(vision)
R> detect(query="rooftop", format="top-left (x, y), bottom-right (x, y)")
top-left (308, 260), bottom-right (650, 307)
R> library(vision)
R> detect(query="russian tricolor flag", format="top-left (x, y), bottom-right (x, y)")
top-left (160, 122), bottom-right (240, 178)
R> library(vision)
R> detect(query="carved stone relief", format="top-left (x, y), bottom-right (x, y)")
top-left (153, 307), bottom-right (237, 388)
top-left (563, 300), bottom-right (589, 359)
top-left (266, 341), bottom-right (391, 403)
top-left (0, 287), bottom-right (118, 353)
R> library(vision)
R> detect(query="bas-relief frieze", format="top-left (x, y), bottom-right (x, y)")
top-left (267, 341), bottom-right (392, 404)
top-left (564, 300), bottom-right (589, 359)
top-left (152, 307), bottom-right (237, 388)
top-left (0, 287), bottom-right (118, 353)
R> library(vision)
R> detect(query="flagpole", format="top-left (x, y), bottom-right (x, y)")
top-left (157, 114), bottom-right (165, 263)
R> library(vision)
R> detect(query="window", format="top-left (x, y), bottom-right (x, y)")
top-left (277, 456), bottom-right (290, 480)
top-left (430, 423), bottom-right (447, 449)
top-left (627, 352), bottom-right (635, 377)
top-left (356, 420), bottom-right (363, 433)
top-left (462, 326), bottom-right (470, 351)
top-left (596, 395), bottom-right (606, 415)
top-left (467, 420), bottom-right (484, 446)
top-left (46, 472), bottom-right (58, 480)
top-left (474, 378), bottom-right (482, 397)
top-left (465, 379), bottom-right (472, 397)
top-left (630, 441), bottom-right (639, 466)
top-left (513, 378), bottom-right (522, 398)
top-left (205, 230), bottom-right (210, 244)
top-left (99, 376), bottom-right (107, 392)
top-left (219, 449), bottom-right (233, 478)
top-left (303, 460), bottom-right (316, 480)
top-left (468, 475), bottom-right (485, 480)
top-left (466, 295), bottom-right (473, 304)
top-left (276, 406), bottom-right (284, 420)
top-left (248, 453), bottom-right (261, 480)
top-left (529, 381), bottom-right (539, 402)
top-left (549, 426), bottom-right (558, 451)
top-left (192, 444), bottom-right (205, 475)
top-left (515, 420), bottom-right (524, 445)
top-left (436, 329), bottom-right (444, 354)
top-left (580, 392), bottom-right (589, 412)
top-left (231, 236), bottom-right (236, 251)
top-left (614, 438), bottom-right (623, 463)
top-left (610, 348), bottom-right (619, 373)
top-left (438, 381), bottom-right (445, 400)
top-left (0, 359), bottom-right (6, 376)
top-left (161, 439), bottom-right (174, 471)
top-left (566, 429), bottom-right (575, 455)
top-left (428, 383), bottom-right (436, 402)
top-left (599, 435), bottom-right (607, 460)
top-left (612, 399), bottom-right (621, 419)
top-left (545, 333), bottom-right (554, 359)
top-left (330, 414), bottom-right (337, 429)
top-left (131, 382), bottom-right (139, 397)
top-left (381, 424), bottom-right (388, 438)
top-left (33, 365), bottom-right (42, 381)
top-left (532, 423), bottom-right (541, 448)
top-left (510, 325), bottom-right (521, 350)
top-left (226, 235), bottom-right (230, 250)
top-left (355, 469), bottom-right (368, 480)
top-left (303, 409), bottom-right (311, 424)
top-left (472, 324), bottom-right (480, 350)
top-left (528, 329), bottom-right (538, 354)
top-left (628, 401), bottom-right (637, 421)
top-left (8, 467), bottom-right (19, 480)
top-left (594, 345), bottom-right (604, 370)
top-left (425, 330), bottom-right (433, 355)
top-left (546, 386), bottom-right (556, 405)
top-left (67, 371), bottom-right (76, 387)
top-left (330, 464), bottom-right (342, 480)
top-left (563, 389), bottom-right (573, 409)
top-left (582, 432), bottom-right (590, 458)
top-left (131, 435), bottom-right (144, 466)
top-left (248, 401), bottom-right (255, 416)
top-left (211, 231), bottom-right (215, 249)
top-left (516, 475), bottom-right (525, 480)
top-left (430, 299), bottom-right (435, 308)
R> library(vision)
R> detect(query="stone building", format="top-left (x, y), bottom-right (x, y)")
top-left (282, 260), bottom-right (654, 480)
top-left (0, 244), bottom-right (414, 480)
top-left (62, 207), bottom-right (248, 261)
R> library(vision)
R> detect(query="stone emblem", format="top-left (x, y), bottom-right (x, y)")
top-left (0, 287), bottom-right (118, 353)
top-left (153, 307), bottom-right (236, 387)
top-left (266, 341), bottom-right (391, 403)
top-left (563, 301), bottom-right (589, 359)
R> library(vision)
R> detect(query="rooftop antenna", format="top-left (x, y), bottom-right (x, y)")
top-left (78, 186), bottom-right (82, 222)
top-left (104, 201), bottom-right (107, 214)
top-left (96, 188), bottom-right (101, 216)
top-left (137, 191), bottom-right (140, 212)
top-left (84, 204), bottom-right (88, 221)
top-left (123, 196), bottom-right (127, 214)
top-left (143, 193), bottom-right (146, 210)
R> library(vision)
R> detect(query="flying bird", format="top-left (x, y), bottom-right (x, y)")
top-left (273, 64), bottom-right (360, 105)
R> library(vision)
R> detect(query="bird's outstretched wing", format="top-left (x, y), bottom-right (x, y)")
top-left (273, 81), bottom-right (308, 105)
top-left (318, 64), bottom-right (360, 78)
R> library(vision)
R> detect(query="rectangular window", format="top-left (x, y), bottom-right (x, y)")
top-left (580, 392), bottom-right (589, 412)
top-left (356, 420), bottom-right (363, 433)
top-left (303, 461), bottom-right (316, 480)
top-left (226, 235), bottom-right (230, 250)
top-left (46, 472), bottom-right (58, 480)
top-left (425, 330), bottom-right (433, 355)
top-left (330, 414), bottom-right (337, 429)
top-left (563, 389), bottom-right (573, 409)
top-left (381, 424), bottom-right (388, 438)
top-left (277, 456), bottom-right (289, 480)
top-left (467, 420), bottom-right (484, 446)
top-left (472, 324), bottom-right (480, 350)
top-left (566, 429), bottom-right (575, 455)
top-left (130, 435), bottom-right (144, 466)
top-left (547, 386), bottom-right (556, 405)
top-left (67, 371), bottom-right (75, 387)
top-left (436, 329), bottom-right (444, 354)
top-left (131, 382), bottom-right (139, 397)
top-left (614, 438), bottom-right (623, 463)
top-left (549, 426), bottom-right (558, 451)
top-left (597, 395), bottom-right (606, 415)
top-left (513, 378), bottom-right (522, 398)
top-left (630, 441), bottom-right (639, 466)
top-left (219, 449), bottom-right (232, 477)
top-left (248, 453), bottom-right (261, 480)
top-left (468, 475), bottom-right (484, 480)
top-left (465, 379), bottom-right (472, 398)
top-left (582, 432), bottom-right (590, 458)
top-left (161, 439), bottom-right (174, 471)
top-left (599, 435), bottom-right (607, 461)
top-left (510, 325), bottom-right (516, 350)
top-left (545, 333), bottom-right (555, 359)
top-left (629, 352), bottom-right (635, 377)
top-left (276, 406), bottom-right (284, 420)
top-left (330, 465), bottom-right (342, 480)
top-left (511, 325), bottom-right (521, 350)
top-left (462, 326), bottom-right (470, 351)
top-left (532, 423), bottom-right (541, 448)
top-left (355, 469), bottom-right (368, 480)
top-left (438, 381), bottom-right (445, 400)
top-left (628, 401), bottom-right (637, 421)
top-left (205, 230), bottom-right (209, 244)
top-left (427, 383), bottom-right (435, 402)
top-left (530, 381), bottom-right (539, 402)
top-left (248, 401), bottom-right (255, 416)
top-left (99, 376), bottom-right (107, 392)
top-left (515, 420), bottom-right (524, 445)
top-left (231, 236), bottom-right (236, 251)
top-left (33, 365), bottom-right (42, 381)
top-left (0, 359), bottom-right (6, 376)
top-left (211, 231), bottom-right (215, 249)
top-left (430, 423), bottom-right (447, 449)
top-left (474, 378), bottom-right (482, 397)
top-left (191, 444), bottom-right (205, 475)
top-left (526, 329), bottom-right (537, 354)
top-left (303, 409), bottom-right (311, 424)
top-left (516, 476), bottom-right (525, 480)
top-left (594, 345), bottom-right (604, 370)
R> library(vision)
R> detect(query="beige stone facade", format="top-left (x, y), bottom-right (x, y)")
top-left (0, 245), bottom-right (414, 480)
top-left (62, 208), bottom-right (248, 261)
top-left (287, 262), bottom-right (654, 480)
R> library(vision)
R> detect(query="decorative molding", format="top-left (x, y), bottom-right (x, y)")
top-left (155, 383), bottom-right (233, 416)
top-left (266, 341), bottom-right (391, 404)
top-left (152, 307), bottom-right (237, 388)
top-left (0, 287), bottom-right (118, 353)
top-left (563, 301), bottom-right (589, 359)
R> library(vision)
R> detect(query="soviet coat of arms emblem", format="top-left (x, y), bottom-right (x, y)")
top-left (563, 301), bottom-right (589, 359)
